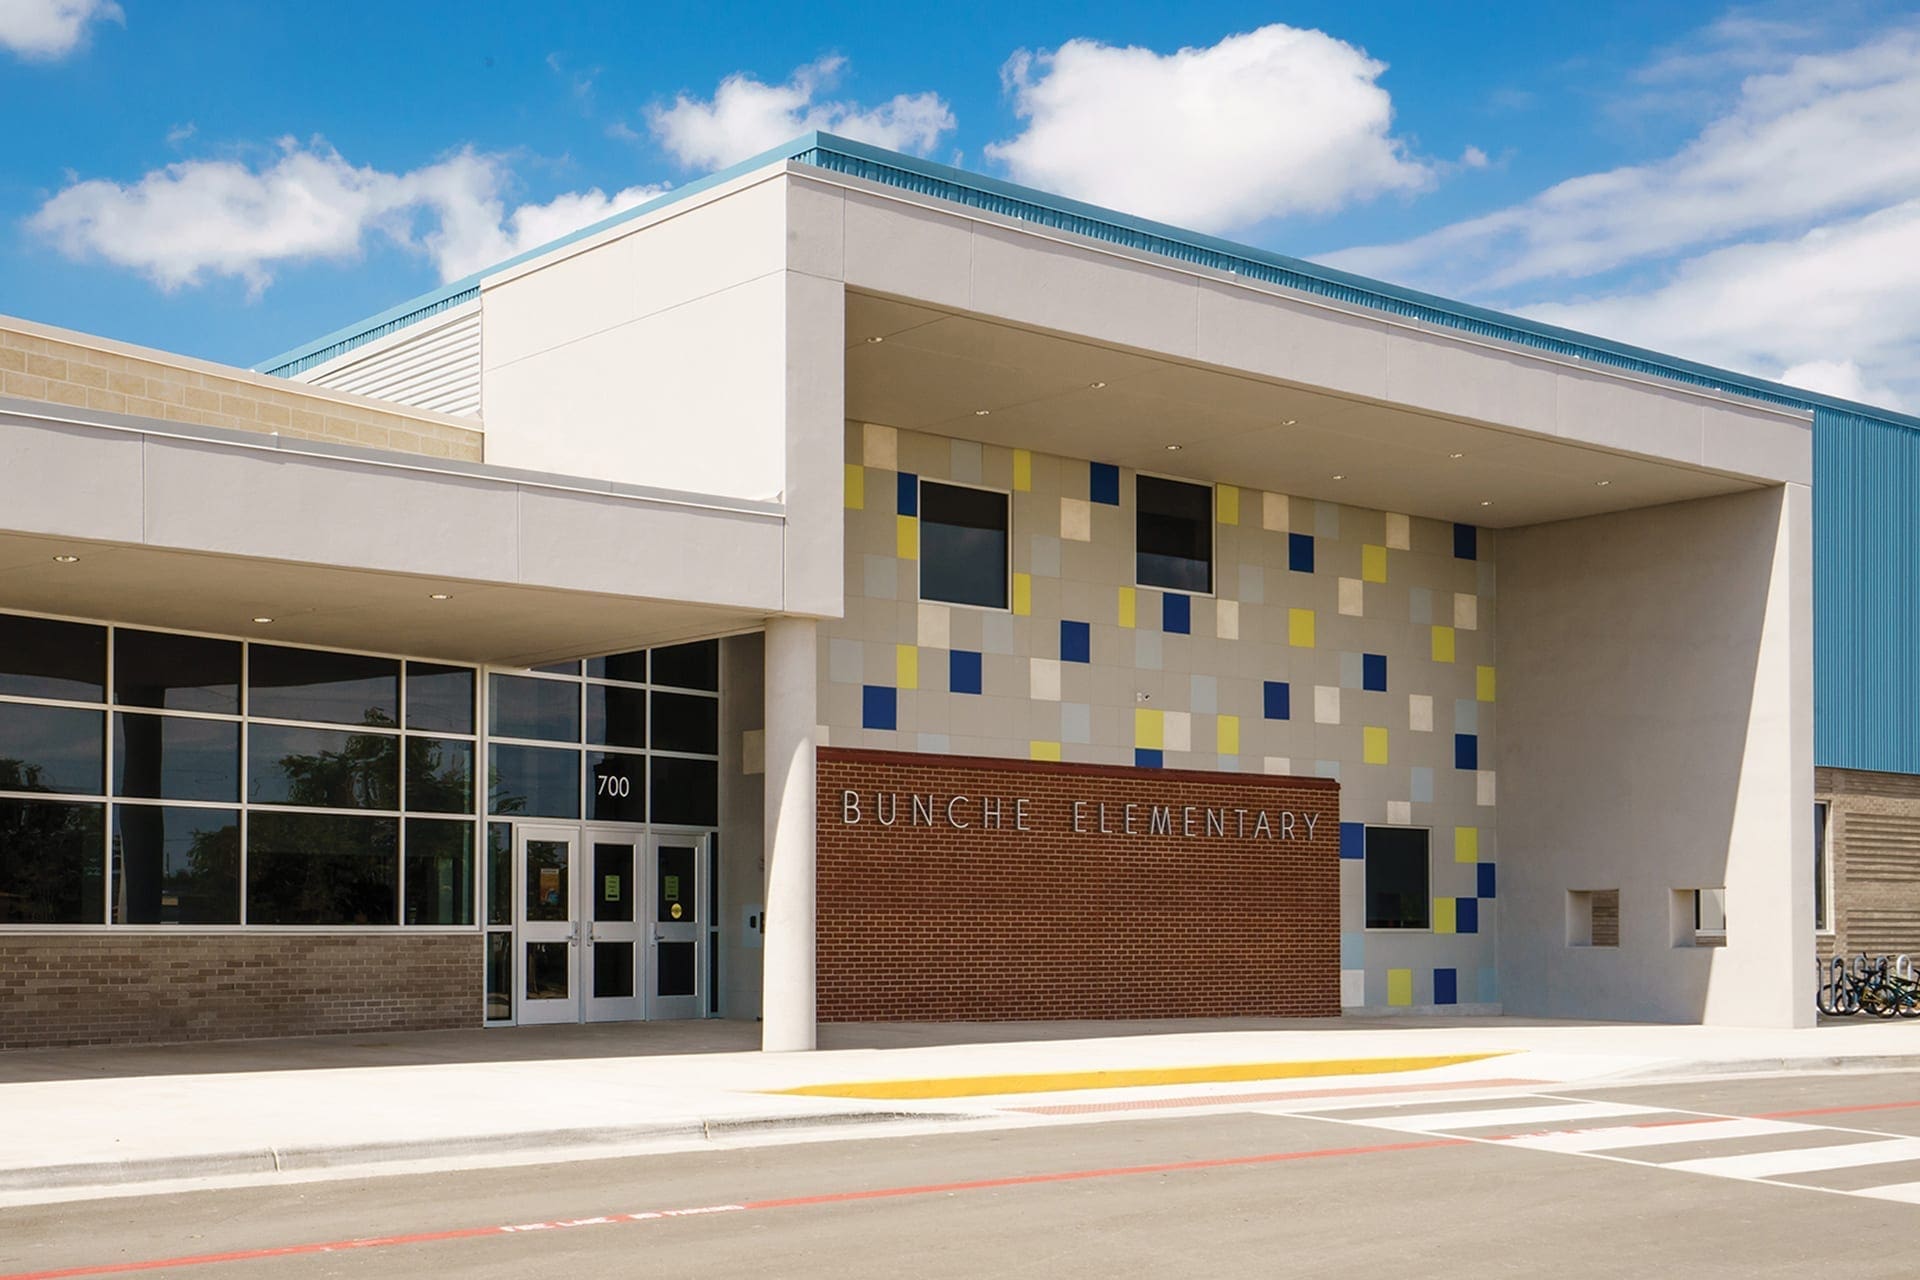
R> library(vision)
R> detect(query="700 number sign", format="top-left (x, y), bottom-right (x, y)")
top-left (597, 774), bottom-right (633, 798)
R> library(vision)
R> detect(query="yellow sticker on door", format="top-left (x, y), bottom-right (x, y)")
top-left (670, 902), bottom-right (683, 919)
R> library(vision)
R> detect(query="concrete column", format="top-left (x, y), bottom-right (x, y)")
top-left (761, 616), bottom-right (818, 1051)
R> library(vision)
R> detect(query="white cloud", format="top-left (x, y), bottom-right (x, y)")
top-left (647, 56), bottom-right (954, 169)
top-left (983, 25), bottom-right (1429, 233)
top-left (29, 138), bottom-right (667, 295)
top-left (1329, 27), bottom-right (1920, 293)
top-left (0, 0), bottom-right (119, 58)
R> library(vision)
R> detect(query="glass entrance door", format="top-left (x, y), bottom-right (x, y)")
top-left (584, 830), bottom-right (644, 1021)
top-left (515, 825), bottom-right (579, 1025)
top-left (647, 833), bottom-right (707, 1019)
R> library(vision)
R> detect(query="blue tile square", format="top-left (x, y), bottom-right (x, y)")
top-left (1478, 862), bottom-right (1497, 899)
top-left (1362, 653), bottom-right (1387, 692)
top-left (1288, 532), bottom-right (1315, 574)
top-left (861, 685), bottom-right (896, 731)
top-left (1134, 748), bottom-right (1163, 769)
top-left (949, 649), bottom-right (983, 695)
top-left (1162, 593), bottom-right (1190, 634)
top-left (1453, 522), bottom-right (1477, 560)
top-left (1434, 968), bottom-right (1458, 1005)
top-left (897, 472), bottom-right (918, 517)
top-left (1340, 931), bottom-right (1364, 968)
top-left (1340, 821), bottom-right (1365, 860)
top-left (1263, 680), bottom-right (1290, 720)
top-left (1060, 620), bottom-right (1091, 664)
top-left (1090, 462), bottom-right (1120, 506)
top-left (1455, 733), bottom-right (1478, 770)
top-left (1456, 897), bottom-right (1479, 934)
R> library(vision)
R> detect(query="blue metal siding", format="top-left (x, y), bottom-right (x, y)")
top-left (1814, 409), bottom-right (1920, 772)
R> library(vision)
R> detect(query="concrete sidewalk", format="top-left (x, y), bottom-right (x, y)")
top-left (6, 1015), bottom-right (1920, 1202)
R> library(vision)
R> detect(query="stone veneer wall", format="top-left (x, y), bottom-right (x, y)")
top-left (821, 421), bottom-right (1500, 1012)
top-left (0, 317), bottom-right (483, 461)
top-left (0, 934), bottom-right (481, 1049)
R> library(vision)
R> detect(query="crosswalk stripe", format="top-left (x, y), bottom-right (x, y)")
top-left (1502, 1117), bottom-right (1819, 1154)
top-left (1661, 1137), bottom-right (1920, 1179)
top-left (1323, 1101), bottom-right (1662, 1134)
top-left (1855, 1180), bottom-right (1920, 1204)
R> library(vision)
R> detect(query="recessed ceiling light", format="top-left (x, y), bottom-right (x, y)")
top-left (1596, 479), bottom-right (1612, 487)
top-left (51, 554), bottom-right (79, 564)
top-left (1089, 381), bottom-right (1107, 390)
top-left (1480, 500), bottom-right (1493, 507)
top-left (1165, 443), bottom-right (1182, 452)
top-left (1282, 419), bottom-right (1297, 426)
top-left (865, 335), bottom-right (884, 344)
top-left (1449, 452), bottom-right (1465, 459)
top-left (973, 409), bottom-right (991, 416)
top-left (429, 592), bottom-right (452, 600)
top-left (1331, 473), bottom-right (1346, 481)
top-left (251, 616), bottom-right (274, 624)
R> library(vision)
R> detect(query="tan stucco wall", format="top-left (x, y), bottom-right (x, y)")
top-left (0, 316), bottom-right (483, 461)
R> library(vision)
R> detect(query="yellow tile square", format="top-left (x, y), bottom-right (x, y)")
top-left (1455, 826), bottom-right (1479, 863)
top-left (1477, 665), bottom-right (1497, 702)
top-left (1217, 714), bottom-right (1240, 755)
top-left (1029, 740), bottom-right (1061, 761)
top-left (895, 644), bottom-right (918, 691)
top-left (1433, 897), bottom-right (1457, 934)
top-left (1289, 608), bottom-right (1315, 648)
top-left (1013, 448), bottom-right (1032, 493)
top-left (1387, 968), bottom-right (1413, 1006)
top-left (896, 514), bottom-right (919, 560)
top-left (1217, 484), bottom-right (1240, 526)
top-left (1134, 707), bottom-right (1164, 750)
top-left (1012, 573), bottom-right (1032, 616)
top-left (1362, 544), bottom-right (1387, 583)
top-left (1118, 586), bottom-right (1137, 629)
top-left (1431, 625), bottom-right (1455, 663)
top-left (844, 463), bottom-right (864, 510)
top-left (1363, 726), bottom-right (1389, 765)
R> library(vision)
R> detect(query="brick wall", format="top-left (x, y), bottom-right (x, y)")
top-left (1818, 766), bottom-right (1920, 963)
top-left (0, 933), bottom-right (480, 1050)
top-left (817, 747), bottom-right (1340, 1021)
top-left (0, 317), bottom-right (484, 461)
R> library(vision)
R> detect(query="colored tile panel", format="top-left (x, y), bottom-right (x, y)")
top-left (1118, 587), bottom-right (1137, 629)
top-left (1431, 626), bottom-right (1455, 663)
top-left (1361, 544), bottom-right (1387, 584)
top-left (861, 685), bottom-right (896, 731)
top-left (949, 649), bottom-right (983, 695)
top-left (896, 514), bottom-right (919, 560)
top-left (1363, 726), bottom-right (1389, 765)
top-left (1433, 896), bottom-right (1457, 934)
top-left (1060, 620), bottom-right (1091, 664)
top-left (1477, 665), bottom-right (1497, 702)
top-left (1217, 714), bottom-right (1240, 755)
top-left (1289, 608), bottom-right (1316, 648)
top-left (895, 644), bottom-right (918, 690)
top-left (1029, 740), bottom-right (1062, 761)
top-left (1012, 573), bottom-right (1032, 617)
top-left (844, 463), bottom-right (864, 509)
top-left (897, 471), bottom-right (918, 516)
top-left (1453, 523), bottom-right (1477, 560)
top-left (1288, 532), bottom-right (1315, 574)
top-left (1455, 733), bottom-right (1479, 770)
top-left (1477, 862), bottom-right (1497, 899)
top-left (1434, 968), bottom-right (1458, 1006)
top-left (1163, 592), bottom-right (1191, 634)
top-left (1454, 826), bottom-right (1479, 863)
top-left (1135, 748), bottom-right (1163, 769)
top-left (1090, 462), bottom-right (1120, 505)
top-left (1339, 821), bottom-right (1365, 860)
top-left (1387, 968), bottom-right (1413, 1007)
top-left (1263, 681), bottom-right (1291, 720)
top-left (1012, 449), bottom-right (1032, 493)
top-left (1217, 484), bottom-right (1240, 526)
top-left (1134, 707), bottom-right (1164, 750)
top-left (1362, 653), bottom-right (1387, 692)
top-left (1340, 931), bottom-right (1364, 968)
top-left (1457, 897), bottom-right (1480, 934)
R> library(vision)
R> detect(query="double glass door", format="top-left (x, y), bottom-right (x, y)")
top-left (512, 825), bottom-right (707, 1024)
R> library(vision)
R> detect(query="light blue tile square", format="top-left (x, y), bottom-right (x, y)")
top-left (917, 732), bottom-right (951, 753)
top-left (863, 554), bottom-right (897, 600)
top-left (981, 612), bottom-right (1014, 654)
top-left (1190, 674), bottom-right (1218, 715)
top-left (1409, 588), bottom-right (1432, 625)
top-left (1411, 766), bottom-right (1434, 803)
top-left (1455, 698), bottom-right (1478, 733)
top-left (829, 638), bottom-right (864, 685)
top-left (1061, 702), bottom-right (1092, 743)
top-left (1341, 931), bottom-right (1365, 968)
top-left (1135, 630), bottom-right (1163, 670)
top-left (1339, 651), bottom-right (1363, 689)
top-left (1315, 502), bottom-right (1340, 540)
top-left (1478, 562), bottom-right (1497, 599)
top-left (1031, 535), bottom-right (1061, 578)
top-left (1315, 759), bottom-right (1341, 780)
top-left (1217, 754), bottom-right (1238, 771)
top-left (1477, 966), bottom-right (1499, 1003)
top-left (950, 439), bottom-right (983, 484)
top-left (1238, 564), bottom-right (1264, 604)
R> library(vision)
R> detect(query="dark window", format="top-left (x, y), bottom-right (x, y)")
top-left (919, 481), bottom-right (1009, 609)
top-left (0, 797), bottom-right (103, 924)
top-left (594, 842), bottom-right (635, 923)
top-left (587, 751), bottom-right (647, 823)
top-left (405, 736), bottom-right (475, 814)
top-left (651, 755), bottom-right (717, 827)
top-left (650, 641), bottom-right (718, 691)
top-left (1136, 475), bottom-right (1213, 594)
top-left (1365, 826), bottom-right (1430, 929)
top-left (404, 818), bottom-right (474, 926)
top-left (489, 675), bottom-right (580, 742)
top-left (649, 692), bottom-right (717, 755)
top-left (0, 614), bottom-right (105, 703)
top-left (111, 805), bottom-right (240, 924)
top-left (0, 703), bottom-right (104, 795)
top-left (1815, 801), bottom-right (1830, 932)
top-left (487, 744), bottom-right (580, 818)
top-left (656, 843), bottom-right (695, 922)
top-left (114, 630), bottom-right (240, 715)
top-left (486, 822), bottom-right (512, 927)
top-left (531, 660), bottom-right (581, 676)
top-left (113, 713), bottom-right (240, 802)
top-left (246, 812), bottom-right (399, 925)
top-left (585, 651), bottom-right (647, 683)
top-left (485, 931), bottom-right (512, 1021)
top-left (247, 724), bottom-right (399, 810)
top-left (585, 684), bottom-right (647, 748)
top-left (405, 663), bottom-right (475, 735)
top-left (250, 646), bottom-right (398, 727)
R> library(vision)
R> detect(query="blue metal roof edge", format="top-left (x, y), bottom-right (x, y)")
top-left (253, 132), bottom-right (828, 377)
top-left (259, 128), bottom-right (1920, 438)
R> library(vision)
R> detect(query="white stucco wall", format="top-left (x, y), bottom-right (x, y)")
top-left (1497, 484), bottom-right (1814, 1026)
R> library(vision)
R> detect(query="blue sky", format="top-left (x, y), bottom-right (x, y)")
top-left (5, 0), bottom-right (1919, 408)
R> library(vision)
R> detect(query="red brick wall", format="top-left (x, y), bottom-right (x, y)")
top-left (0, 933), bottom-right (480, 1049)
top-left (817, 748), bottom-right (1341, 1021)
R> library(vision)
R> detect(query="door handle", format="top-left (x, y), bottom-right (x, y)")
top-left (569, 920), bottom-right (582, 947)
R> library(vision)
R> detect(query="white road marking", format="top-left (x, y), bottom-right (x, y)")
top-left (1504, 1117), bottom-right (1817, 1154)
top-left (1316, 1101), bottom-right (1662, 1134)
top-left (1660, 1137), bottom-right (1920, 1179)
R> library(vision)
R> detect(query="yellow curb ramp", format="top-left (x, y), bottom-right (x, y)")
top-left (771, 1052), bottom-right (1510, 1100)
